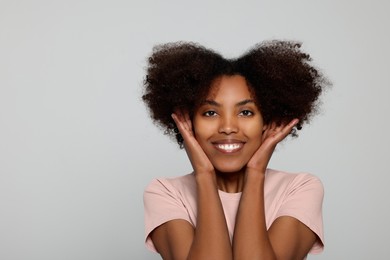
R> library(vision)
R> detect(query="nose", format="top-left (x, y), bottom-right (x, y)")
top-left (218, 116), bottom-right (238, 134)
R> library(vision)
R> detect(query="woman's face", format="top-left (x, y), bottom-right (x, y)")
top-left (193, 75), bottom-right (266, 174)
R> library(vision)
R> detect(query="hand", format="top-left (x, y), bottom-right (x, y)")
top-left (171, 111), bottom-right (215, 176)
top-left (246, 119), bottom-right (299, 174)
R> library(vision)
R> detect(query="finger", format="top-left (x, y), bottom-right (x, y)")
top-left (175, 109), bottom-right (190, 132)
top-left (280, 118), bottom-right (299, 135)
top-left (262, 122), bottom-right (277, 142)
top-left (172, 113), bottom-right (187, 135)
top-left (273, 119), bottom-right (299, 141)
top-left (172, 112), bottom-right (195, 145)
top-left (172, 110), bottom-right (184, 125)
top-left (171, 113), bottom-right (179, 124)
top-left (183, 111), bottom-right (192, 132)
top-left (262, 119), bottom-right (299, 144)
top-left (171, 113), bottom-right (182, 131)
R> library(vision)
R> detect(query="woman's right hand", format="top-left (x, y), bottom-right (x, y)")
top-left (172, 111), bottom-right (215, 177)
top-left (169, 111), bottom-right (232, 260)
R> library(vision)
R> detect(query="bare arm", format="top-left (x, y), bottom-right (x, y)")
top-left (233, 120), bottom-right (317, 260)
top-left (151, 112), bottom-right (232, 260)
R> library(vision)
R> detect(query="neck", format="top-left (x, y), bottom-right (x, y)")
top-left (215, 168), bottom-right (246, 193)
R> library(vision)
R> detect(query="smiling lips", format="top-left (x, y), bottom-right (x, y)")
top-left (212, 140), bottom-right (244, 153)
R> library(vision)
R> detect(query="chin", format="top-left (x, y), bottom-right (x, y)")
top-left (214, 163), bottom-right (247, 174)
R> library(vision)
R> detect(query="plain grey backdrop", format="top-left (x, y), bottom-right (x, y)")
top-left (1, 0), bottom-right (389, 259)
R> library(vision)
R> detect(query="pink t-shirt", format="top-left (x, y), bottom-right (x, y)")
top-left (144, 169), bottom-right (324, 254)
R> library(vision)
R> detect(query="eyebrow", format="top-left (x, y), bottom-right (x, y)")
top-left (201, 99), bottom-right (255, 107)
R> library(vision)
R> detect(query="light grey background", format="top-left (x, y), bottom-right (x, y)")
top-left (1, 0), bottom-right (389, 259)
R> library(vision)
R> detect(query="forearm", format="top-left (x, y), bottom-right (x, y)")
top-left (187, 173), bottom-right (233, 260)
top-left (233, 171), bottom-right (276, 260)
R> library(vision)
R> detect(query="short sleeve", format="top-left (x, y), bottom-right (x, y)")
top-left (275, 174), bottom-right (324, 254)
top-left (143, 179), bottom-right (192, 252)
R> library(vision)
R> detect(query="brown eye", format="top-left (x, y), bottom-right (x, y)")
top-left (239, 110), bottom-right (253, 117)
top-left (203, 111), bottom-right (217, 117)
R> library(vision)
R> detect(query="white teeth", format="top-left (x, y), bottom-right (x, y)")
top-left (217, 143), bottom-right (241, 152)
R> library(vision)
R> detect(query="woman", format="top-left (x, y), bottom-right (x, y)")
top-left (142, 40), bottom-right (329, 260)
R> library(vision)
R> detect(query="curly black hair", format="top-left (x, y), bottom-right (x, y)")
top-left (142, 40), bottom-right (330, 147)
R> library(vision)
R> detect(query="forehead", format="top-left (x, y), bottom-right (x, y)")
top-left (205, 75), bottom-right (255, 100)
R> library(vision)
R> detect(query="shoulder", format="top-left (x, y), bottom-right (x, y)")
top-left (265, 168), bottom-right (323, 194)
top-left (264, 169), bottom-right (324, 221)
top-left (143, 174), bottom-right (197, 251)
top-left (144, 173), bottom-right (196, 197)
top-left (265, 169), bottom-right (325, 254)
top-left (266, 168), bottom-right (322, 181)
top-left (143, 173), bottom-right (198, 218)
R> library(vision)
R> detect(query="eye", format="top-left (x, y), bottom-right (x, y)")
top-left (239, 110), bottom-right (254, 117)
top-left (203, 110), bottom-right (217, 117)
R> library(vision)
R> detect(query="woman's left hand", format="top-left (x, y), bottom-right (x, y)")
top-left (246, 119), bottom-right (299, 174)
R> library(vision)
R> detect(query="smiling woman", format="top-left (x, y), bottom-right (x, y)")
top-left (192, 75), bottom-right (265, 178)
top-left (142, 41), bottom-right (330, 260)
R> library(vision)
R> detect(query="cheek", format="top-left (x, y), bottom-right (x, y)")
top-left (193, 119), bottom-right (212, 141)
top-left (194, 125), bottom-right (214, 141)
top-left (244, 121), bottom-right (264, 138)
top-left (245, 126), bottom-right (264, 150)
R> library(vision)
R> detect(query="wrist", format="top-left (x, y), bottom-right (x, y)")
top-left (195, 170), bottom-right (217, 184)
top-left (244, 168), bottom-right (266, 184)
top-left (245, 167), bottom-right (266, 177)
